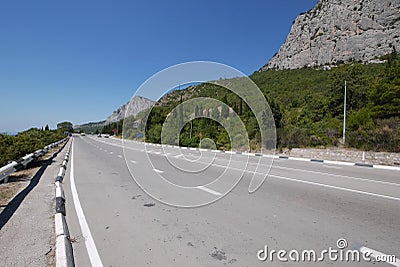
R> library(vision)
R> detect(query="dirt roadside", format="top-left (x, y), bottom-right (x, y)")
top-left (0, 140), bottom-right (69, 267)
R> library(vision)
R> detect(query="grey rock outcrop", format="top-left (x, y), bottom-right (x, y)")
top-left (261, 0), bottom-right (400, 70)
top-left (106, 96), bottom-right (155, 123)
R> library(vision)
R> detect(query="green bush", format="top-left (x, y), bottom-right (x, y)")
top-left (0, 128), bottom-right (65, 166)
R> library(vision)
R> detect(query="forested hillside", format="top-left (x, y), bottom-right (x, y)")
top-left (128, 52), bottom-right (400, 152)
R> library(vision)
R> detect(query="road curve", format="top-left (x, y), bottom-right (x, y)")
top-left (62, 135), bottom-right (400, 266)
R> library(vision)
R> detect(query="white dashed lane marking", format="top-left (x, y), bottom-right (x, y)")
top-left (197, 186), bottom-right (222, 196)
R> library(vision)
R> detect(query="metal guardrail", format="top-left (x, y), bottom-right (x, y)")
top-left (0, 161), bottom-right (18, 183)
top-left (54, 142), bottom-right (75, 267)
top-left (0, 137), bottom-right (69, 183)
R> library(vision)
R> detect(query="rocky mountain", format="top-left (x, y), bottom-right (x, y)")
top-left (105, 96), bottom-right (155, 124)
top-left (261, 0), bottom-right (400, 70)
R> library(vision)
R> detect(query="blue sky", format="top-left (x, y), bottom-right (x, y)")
top-left (0, 0), bottom-right (318, 133)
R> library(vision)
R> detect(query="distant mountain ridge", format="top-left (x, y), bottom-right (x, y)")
top-left (74, 96), bottom-right (155, 132)
top-left (261, 0), bottom-right (400, 70)
top-left (105, 96), bottom-right (155, 124)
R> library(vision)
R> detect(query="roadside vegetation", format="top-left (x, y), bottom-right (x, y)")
top-left (140, 52), bottom-right (399, 152)
top-left (77, 52), bottom-right (399, 153)
top-left (0, 123), bottom-right (70, 167)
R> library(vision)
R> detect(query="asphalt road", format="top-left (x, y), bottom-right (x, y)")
top-left (63, 135), bottom-right (400, 266)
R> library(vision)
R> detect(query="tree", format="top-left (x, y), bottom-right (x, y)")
top-left (57, 121), bottom-right (73, 133)
top-left (211, 108), bottom-right (220, 120)
top-left (45, 124), bottom-right (50, 131)
top-left (221, 104), bottom-right (229, 119)
top-left (194, 105), bottom-right (200, 117)
top-left (138, 52), bottom-right (400, 152)
top-left (370, 57), bottom-right (400, 118)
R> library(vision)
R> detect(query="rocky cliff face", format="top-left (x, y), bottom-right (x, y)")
top-left (261, 0), bottom-right (400, 70)
top-left (106, 96), bottom-right (155, 123)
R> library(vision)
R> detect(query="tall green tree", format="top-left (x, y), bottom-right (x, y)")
top-left (57, 121), bottom-right (73, 133)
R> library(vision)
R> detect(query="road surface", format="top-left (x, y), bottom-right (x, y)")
top-left (63, 135), bottom-right (400, 266)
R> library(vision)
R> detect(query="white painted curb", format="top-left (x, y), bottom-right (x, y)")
top-left (55, 141), bottom-right (75, 267)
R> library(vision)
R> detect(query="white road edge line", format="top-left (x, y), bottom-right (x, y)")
top-left (89, 136), bottom-right (400, 171)
top-left (197, 186), bottom-right (222, 196)
top-left (87, 136), bottom-right (400, 201)
top-left (153, 168), bottom-right (164, 173)
top-left (207, 162), bottom-right (400, 202)
top-left (322, 165), bottom-right (343, 169)
top-left (70, 140), bottom-right (104, 267)
top-left (275, 165), bottom-right (400, 187)
top-left (270, 174), bottom-right (400, 202)
top-left (359, 246), bottom-right (400, 266)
